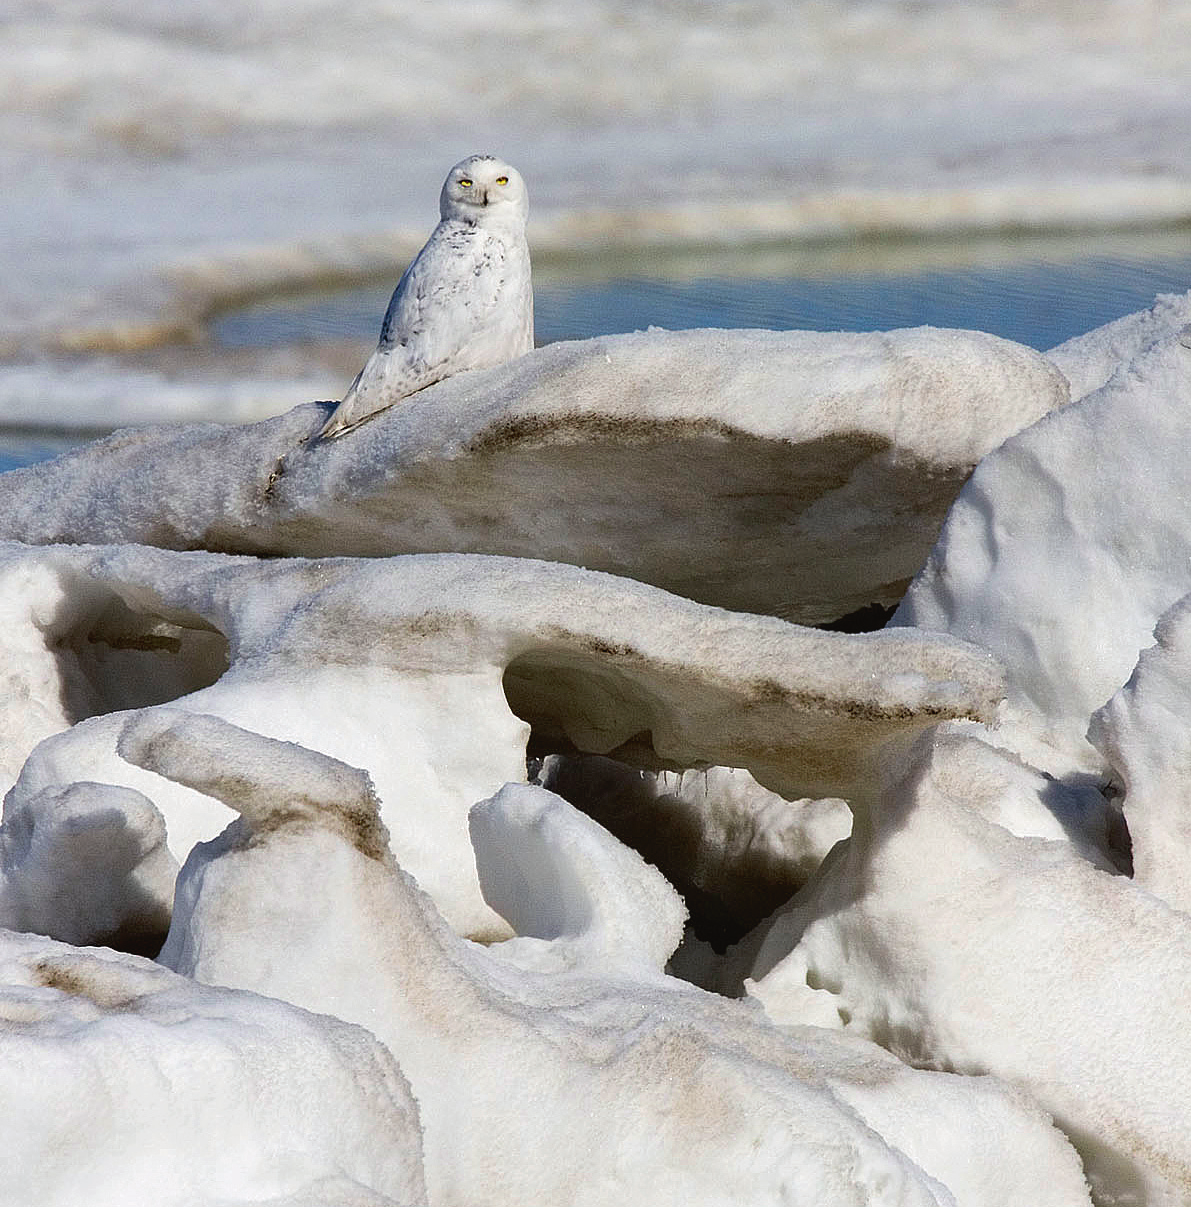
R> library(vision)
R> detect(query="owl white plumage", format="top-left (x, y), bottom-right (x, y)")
top-left (317, 154), bottom-right (533, 440)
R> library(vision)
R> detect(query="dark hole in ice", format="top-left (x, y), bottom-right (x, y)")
top-left (819, 601), bottom-right (898, 633)
top-left (51, 591), bottom-right (230, 722)
top-left (503, 652), bottom-right (828, 953)
top-left (97, 920), bottom-right (168, 961)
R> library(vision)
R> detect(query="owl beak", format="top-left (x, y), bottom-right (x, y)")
top-left (480, 187), bottom-right (490, 206)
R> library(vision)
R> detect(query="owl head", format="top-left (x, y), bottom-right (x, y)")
top-left (439, 155), bottom-right (528, 227)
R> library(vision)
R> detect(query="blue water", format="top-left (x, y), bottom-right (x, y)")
top-left (211, 235), bottom-right (1191, 354)
top-left (0, 433), bottom-right (93, 475)
top-left (532, 256), bottom-right (1191, 350)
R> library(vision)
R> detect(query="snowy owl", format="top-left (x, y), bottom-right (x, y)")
top-left (317, 154), bottom-right (533, 440)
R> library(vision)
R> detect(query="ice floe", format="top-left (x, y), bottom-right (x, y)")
top-left (0, 326), bottom-right (1067, 624)
top-left (119, 708), bottom-right (1092, 1207)
top-left (0, 928), bottom-right (425, 1207)
top-left (0, 540), bottom-right (999, 942)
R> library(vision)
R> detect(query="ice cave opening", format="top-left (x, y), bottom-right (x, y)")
top-left (48, 588), bottom-right (230, 722)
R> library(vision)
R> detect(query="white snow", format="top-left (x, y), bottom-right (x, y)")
top-left (0, 326), bottom-right (1068, 623)
top-left (0, 928), bottom-right (426, 1207)
top-left (0, 780), bottom-right (176, 949)
top-left (1090, 593), bottom-right (1191, 915)
top-left (743, 731), bottom-right (1190, 1203)
top-left (894, 300), bottom-right (1191, 776)
top-left (1046, 288), bottom-right (1191, 401)
top-left (124, 708), bottom-right (1092, 1207)
top-left (469, 782), bottom-right (689, 976)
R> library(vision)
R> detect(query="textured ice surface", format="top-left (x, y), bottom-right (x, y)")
top-left (1046, 288), bottom-right (1191, 401)
top-left (895, 313), bottom-right (1191, 774)
top-left (0, 780), bottom-right (176, 951)
top-left (124, 709), bottom-right (1091, 1207)
top-left (0, 928), bottom-right (426, 1207)
top-left (1090, 593), bottom-right (1191, 915)
top-left (0, 540), bottom-right (1000, 941)
top-left (0, 326), bottom-right (1067, 623)
top-left (745, 732), bottom-right (1187, 1203)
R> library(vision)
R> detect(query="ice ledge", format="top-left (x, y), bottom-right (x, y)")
top-left (0, 326), bottom-right (1067, 624)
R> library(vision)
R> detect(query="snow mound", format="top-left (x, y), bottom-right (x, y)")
top-left (894, 319), bottom-right (1191, 775)
top-left (134, 708), bottom-right (1091, 1207)
top-left (0, 780), bottom-right (176, 951)
top-left (469, 782), bottom-right (689, 976)
top-left (0, 929), bottom-right (425, 1207)
top-left (0, 327), bottom-right (1067, 624)
top-left (0, 541), bottom-right (1002, 942)
top-left (745, 731), bottom-right (1190, 1204)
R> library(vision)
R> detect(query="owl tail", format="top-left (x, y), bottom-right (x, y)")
top-left (315, 367), bottom-right (367, 441)
top-left (316, 407), bottom-right (354, 441)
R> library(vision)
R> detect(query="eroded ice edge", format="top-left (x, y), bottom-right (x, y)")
top-left (3, 293), bottom-right (1191, 1202)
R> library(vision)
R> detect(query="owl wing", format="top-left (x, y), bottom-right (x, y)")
top-left (318, 224), bottom-right (516, 440)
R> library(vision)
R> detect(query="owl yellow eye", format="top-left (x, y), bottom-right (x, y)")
top-left (495, 175), bottom-right (508, 185)
top-left (458, 178), bottom-right (473, 188)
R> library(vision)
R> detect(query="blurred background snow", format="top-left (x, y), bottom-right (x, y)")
top-left (2, 0), bottom-right (1190, 453)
